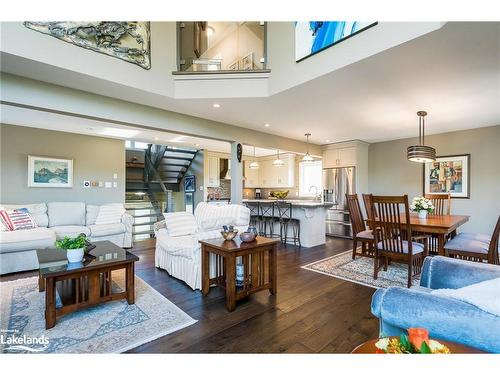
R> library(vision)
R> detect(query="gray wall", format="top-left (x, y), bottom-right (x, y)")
top-left (368, 125), bottom-right (500, 233)
top-left (1, 124), bottom-right (125, 204)
top-left (175, 150), bottom-right (204, 212)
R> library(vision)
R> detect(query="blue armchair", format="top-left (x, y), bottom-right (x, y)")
top-left (371, 256), bottom-right (500, 353)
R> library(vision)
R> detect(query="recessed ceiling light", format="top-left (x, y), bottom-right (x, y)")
top-left (264, 123), bottom-right (270, 127)
top-left (99, 127), bottom-right (140, 138)
top-left (326, 139), bottom-right (331, 143)
top-left (195, 143), bottom-right (200, 147)
top-left (154, 137), bottom-right (159, 141)
top-left (213, 103), bottom-right (220, 108)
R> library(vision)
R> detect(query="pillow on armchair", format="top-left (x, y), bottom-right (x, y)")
top-left (163, 212), bottom-right (198, 237)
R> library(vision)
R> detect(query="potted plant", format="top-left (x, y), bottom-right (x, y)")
top-left (55, 235), bottom-right (87, 263)
top-left (410, 197), bottom-right (434, 219)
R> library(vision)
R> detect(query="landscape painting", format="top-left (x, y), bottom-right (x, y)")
top-left (423, 154), bottom-right (470, 199)
top-left (28, 156), bottom-right (73, 188)
top-left (295, 21), bottom-right (377, 62)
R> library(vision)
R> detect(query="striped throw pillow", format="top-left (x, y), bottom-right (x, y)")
top-left (0, 209), bottom-right (38, 231)
top-left (163, 212), bottom-right (198, 237)
top-left (95, 204), bottom-right (126, 225)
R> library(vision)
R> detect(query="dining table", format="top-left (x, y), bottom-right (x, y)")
top-left (401, 214), bottom-right (470, 256)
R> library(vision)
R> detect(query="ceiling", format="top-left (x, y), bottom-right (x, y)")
top-left (1, 22), bottom-right (499, 145)
top-left (0, 104), bottom-right (283, 157)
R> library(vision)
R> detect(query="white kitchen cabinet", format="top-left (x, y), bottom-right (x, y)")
top-left (244, 160), bottom-right (260, 188)
top-left (207, 155), bottom-right (220, 187)
top-left (323, 147), bottom-right (357, 168)
top-left (259, 154), bottom-right (295, 188)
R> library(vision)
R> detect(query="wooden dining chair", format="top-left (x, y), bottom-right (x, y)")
top-left (444, 215), bottom-right (500, 265)
top-left (346, 194), bottom-right (375, 259)
top-left (368, 195), bottom-right (429, 288)
top-left (424, 193), bottom-right (451, 215)
top-left (362, 193), bottom-right (377, 220)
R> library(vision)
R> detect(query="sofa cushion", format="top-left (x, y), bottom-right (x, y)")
top-left (89, 223), bottom-right (126, 237)
top-left (0, 209), bottom-right (38, 231)
top-left (86, 205), bottom-right (100, 225)
top-left (95, 204), bottom-right (125, 225)
top-left (164, 211), bottom-right (198, 237)
top-left (51, 225), bottom-right (90, 240)
top-left (48, 202), bottom-right (86, 227)
top-left (0, 203), bottom-right (48, 227)
top-left (444, 236), bottom-right (489, 254)
top-left (377, 240), bottom-right (425, 254)
top-left (0, 227), bottom-right (56, 253)
top-left (194, 202), bottom-right (250, 231)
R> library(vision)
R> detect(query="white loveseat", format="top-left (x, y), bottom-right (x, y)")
top-left (0, 202), bottom-right (133, 275)
top-left (154, 202), bottom-right (250, 290)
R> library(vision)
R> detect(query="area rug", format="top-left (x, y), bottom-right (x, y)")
top-left (0, 272), bottom-right (197, 353)
top-left (302, 250), bottom-right (419, 289)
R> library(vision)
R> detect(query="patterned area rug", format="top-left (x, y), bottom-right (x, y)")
top-left (302, 250), bottom-right (419, 289)
top-left (0, 272), bottom-right (196, 353)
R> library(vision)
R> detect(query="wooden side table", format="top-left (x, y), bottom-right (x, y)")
top-left (199, 236), bottom-right (279, 312)
top-left (351, 337), bottom-right (484, 354)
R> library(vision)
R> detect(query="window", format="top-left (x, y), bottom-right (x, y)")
top-left (299, 160), bottom-right (322, 197)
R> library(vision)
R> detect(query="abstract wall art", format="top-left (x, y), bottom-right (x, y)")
top-left (23, 21), bottom-right (151, 69)
top-left (423, 154), bottom-right (470, 199)
top-left (295, 21), bottom-right (377, 62)
top-left (28, 155), bottom-right (73, 188)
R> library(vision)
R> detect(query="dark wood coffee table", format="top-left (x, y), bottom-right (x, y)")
top-left (199, 236), bottom-right (279, 312)
top-left (351, 337), bottom-right (484, 353)
top-left (36, 241), bottom-right (139, 329)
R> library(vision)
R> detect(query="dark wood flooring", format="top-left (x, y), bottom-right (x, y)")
top-left (1, 237), bottom-right (379, 353)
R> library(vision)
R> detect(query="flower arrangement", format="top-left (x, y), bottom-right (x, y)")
top-left (375, 328), bottom-right (450, 354)
top-left (410, 197), bottom-right (434, 213)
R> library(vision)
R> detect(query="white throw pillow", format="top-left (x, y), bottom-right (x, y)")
top-left (95, 204), bottom-right (126, 225)
top-left (163, 212), bottom-right (198, 237)
top-left (431, 277), bottom-right (500, 316)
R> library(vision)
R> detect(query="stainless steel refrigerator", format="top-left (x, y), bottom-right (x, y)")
top-left (323, 167), bottom-right (355, 238)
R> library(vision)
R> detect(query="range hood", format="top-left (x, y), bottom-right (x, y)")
top-left (220, 158), bottom-right (231, 180)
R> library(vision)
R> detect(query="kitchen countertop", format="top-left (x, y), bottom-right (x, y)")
top-left (242, 199), bottom-right (334, 208)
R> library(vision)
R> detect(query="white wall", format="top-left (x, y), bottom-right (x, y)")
top-left (368, 125), bottom-right (500, 233)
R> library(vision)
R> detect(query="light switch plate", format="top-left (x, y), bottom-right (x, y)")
top-left (105, 182), bottom-right (112, 188)
top-left (113, 173), bottom-right (118, 179)
top-left (113, 182), bottom-right (117, 188)
top-left (98, 181), bottom-right (103, 187)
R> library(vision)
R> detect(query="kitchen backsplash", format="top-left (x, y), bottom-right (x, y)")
top-left (207, 179), bottom-right (231, 199)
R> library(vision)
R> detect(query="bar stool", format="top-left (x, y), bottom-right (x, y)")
top-left (244, 201), bottom-right (260, 229)
top-left (275, 201), bottom-right (301, 247)
top-left (258, 202), bottom-right (275, 237)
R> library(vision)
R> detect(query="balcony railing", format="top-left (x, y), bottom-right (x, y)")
top-left (177, 22), bottom-right (267, 73)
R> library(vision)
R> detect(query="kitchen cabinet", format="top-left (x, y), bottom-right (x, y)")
top-left (323, 147), bottom-right (356, 168)
top-left (207, 155), bottom-right (220, 187)
top-left (244, 160), bottom-right (260, 188)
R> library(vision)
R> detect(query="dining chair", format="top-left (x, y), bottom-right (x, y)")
top-left (368, 195), bottom-right (429, 288)
top-left (424, 193), bottom-right (451, 215)
top-left (444, 215), bottom-right (500, 265)
top-left (346, 194), bottom-right (374, 259)
top-left (362, 193), bottom-right (377, 220)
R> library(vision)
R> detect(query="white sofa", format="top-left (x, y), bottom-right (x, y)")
top-left (0, 202), bottom-right (133, 275)
top-left (154, 202), bottom-right (250, 290)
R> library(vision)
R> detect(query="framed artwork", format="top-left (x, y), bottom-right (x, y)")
top-left (295, 21), bottom-right (377, 62)
top-left (423, 154), bottom-right (470, 199)
top-left (240, 53), bottom-right (254, 70)
top-left (184, 175), bottom-right (196, 193)
top-left (28, 155), bottom-right (73, 188)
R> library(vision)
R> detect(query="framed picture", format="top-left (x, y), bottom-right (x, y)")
top-left (184, 175), bottom-right (196, 193)
top-left (295, 21), bottom-right (377, 62)
top-left (240, 53), bottom-right (254, 70)
top-left (28, 155), bottom-right (73, 188)
top-left (423, 154), bottom-right (470, 199)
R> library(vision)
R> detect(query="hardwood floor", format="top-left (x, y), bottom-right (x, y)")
top-left (1, 237), bottom-right (379, 353)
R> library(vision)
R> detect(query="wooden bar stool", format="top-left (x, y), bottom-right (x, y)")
top-left (274, 201), bottom-right (301, 247)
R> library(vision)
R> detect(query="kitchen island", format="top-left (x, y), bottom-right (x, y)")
top-left (242, 199), bottom-right (334, 248)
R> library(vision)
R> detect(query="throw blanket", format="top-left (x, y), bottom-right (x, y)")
top-left (432, 277), bottom-right (500, 316)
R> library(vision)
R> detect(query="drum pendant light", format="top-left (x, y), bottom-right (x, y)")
top-left (273, 149), bottom-right (285, 166)
top-left (249, 146), bottom-right (259, 169)
top-left (302, 133), bottom-right (314, 162)
top-left (407, 111), bottom-right (436, 163)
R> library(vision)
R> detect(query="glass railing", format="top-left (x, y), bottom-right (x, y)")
top-left (177, 22), bottom-right (267, 72)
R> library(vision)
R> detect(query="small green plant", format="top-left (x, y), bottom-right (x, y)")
top-left (55, 235), bottom-right (86, 250)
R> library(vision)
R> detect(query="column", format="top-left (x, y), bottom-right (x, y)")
top-left (230, 142), bottom-right (243, 204)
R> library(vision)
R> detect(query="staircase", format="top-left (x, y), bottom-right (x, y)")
top-left (125, 144), bottom-right (198, 241)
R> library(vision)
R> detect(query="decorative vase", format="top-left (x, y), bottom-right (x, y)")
top-left (66, 248), bottom-right (84, 263)
top-left (418, 210), bottom-right (428, 219)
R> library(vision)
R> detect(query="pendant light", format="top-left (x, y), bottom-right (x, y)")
top-left (249, 146), bottom-right (259, 169)
top-left (407, 111), bottom-right (436, 163)
top-left (302, 133), bottom-right (314, 162)
top-left (273, 149), bottom-right (285, 167)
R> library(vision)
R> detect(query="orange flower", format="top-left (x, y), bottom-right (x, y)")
top-left (408, 328), bottom-right (429, 351)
